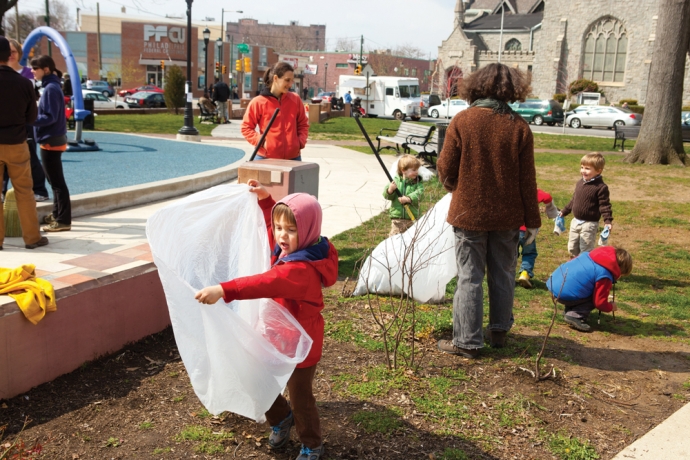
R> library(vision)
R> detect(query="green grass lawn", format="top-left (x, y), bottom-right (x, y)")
top-left (331, 151), bottom-right (690, 342)
top-left (93, 113), bottom-right (216, 136)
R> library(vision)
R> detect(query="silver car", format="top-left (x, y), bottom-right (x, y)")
top-left (566, 106), bottom-right (642, 129)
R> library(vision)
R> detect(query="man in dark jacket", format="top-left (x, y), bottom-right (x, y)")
top-left (0, 36), bottom-right (48, 250)
top-left (212, 78), bottom-right (231, 124)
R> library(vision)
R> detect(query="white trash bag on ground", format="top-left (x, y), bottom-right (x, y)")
top-left (352, 193), bottom-right (456, 303)
top-left (146, 184), bottom-right (312, 422)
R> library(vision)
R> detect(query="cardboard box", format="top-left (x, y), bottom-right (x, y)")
top-left (237, 160), bottom-right (319, 201)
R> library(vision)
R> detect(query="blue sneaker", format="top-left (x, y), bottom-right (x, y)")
top-left (296, 444), bottom-right (324, 460)
top-left (268, 411), bottom-right (293, 449)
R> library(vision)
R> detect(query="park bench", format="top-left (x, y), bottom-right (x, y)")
top-left (198, 102), bottom-right (218, 124)
top-left (614, 123), bottom-right (690, 152)
top-left (407, 129), bottom-right (440, 164)
top-left (376, 122), bottom-right (435, 154)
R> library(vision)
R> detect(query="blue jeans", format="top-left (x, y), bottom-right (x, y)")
top-left (253, 155), bottom-right (302, 161)
top-left (452, 227), bottom-right (519, 349)
top-left (517, 230), bottom-right (538, 278)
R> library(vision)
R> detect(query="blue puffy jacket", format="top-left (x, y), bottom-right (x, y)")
top-left (33, 74), bottom-right (67, 143)
top-left (546, 247), bottom-right (619, 301)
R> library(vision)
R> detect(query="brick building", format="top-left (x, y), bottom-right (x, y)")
top-left (30, 14), bottom-right (279, 98)
top-left (284, 51), bottom-right (435, 98)
top-left (225, 18), bottom-right (326, 53)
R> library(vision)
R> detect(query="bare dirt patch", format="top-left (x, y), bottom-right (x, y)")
top-left (2, 285), bottom-right (689, 460)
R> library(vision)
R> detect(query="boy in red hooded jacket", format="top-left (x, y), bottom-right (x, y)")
top-left (546, 246), bottom-right (632, 332)
top-left (195, 180), bottom-right (338, 460)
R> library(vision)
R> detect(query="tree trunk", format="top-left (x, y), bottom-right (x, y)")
top-left (625, 0), bottom-right (690, 166)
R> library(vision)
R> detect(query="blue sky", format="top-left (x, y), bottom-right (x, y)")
top-left (14, 0), bottom-right (457, 57)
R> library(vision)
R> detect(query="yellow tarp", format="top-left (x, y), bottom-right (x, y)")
top-left (0, 264), bottom-right (56, 324)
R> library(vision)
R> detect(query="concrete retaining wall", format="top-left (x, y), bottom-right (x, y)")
top-left (0, 265), bottom-right (169, 400)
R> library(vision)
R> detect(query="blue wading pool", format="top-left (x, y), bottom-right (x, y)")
top-left (53, 132), bottom-right (245, 196)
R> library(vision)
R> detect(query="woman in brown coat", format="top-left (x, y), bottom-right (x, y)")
top-left (436, 63), bottom-right (541, 359)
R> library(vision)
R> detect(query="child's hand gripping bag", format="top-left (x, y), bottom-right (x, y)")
top-left (554, 216), bottom-right (566, 235)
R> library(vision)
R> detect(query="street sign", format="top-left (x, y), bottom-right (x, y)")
top-left (237, 43), bottom-right (250, 53)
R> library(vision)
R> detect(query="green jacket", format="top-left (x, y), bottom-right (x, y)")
top-left (383, 175), bottom-right (424, 220)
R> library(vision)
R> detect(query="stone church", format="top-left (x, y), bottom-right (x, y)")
top-left (437, 0), bottom-right (690, 105)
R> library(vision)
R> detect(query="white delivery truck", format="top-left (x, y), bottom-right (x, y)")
top-left (338, 75), bottom-right (422, 120)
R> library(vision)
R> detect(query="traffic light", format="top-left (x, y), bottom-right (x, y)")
top-left (160, 60), bottom-right (165, 70)
top-left (243, 57), bottom-right (251, 73)
top-left (355, 64), bottom-right (362, 75)
top-left (235, 59), bottom-right (242, 71)
top-left (215, 62), bottom-right (220, 73)
top-left (222, 65), bottom-right (227, 75)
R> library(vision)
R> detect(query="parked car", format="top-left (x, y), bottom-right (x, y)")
top-left (118, 85), bottom-right (164, 98)
top-left (124, 91), bottom-right (166, 108)
top-left (81, 80), bottom-right (115, 97)
top-left (565, 106), bottom-right (642, 129)
top-left (682, 111), bottom-right (690, 125)
top-left (510, 99), bottom-right (564, 126)
top-left (82, 90), bottom-right (128, 109)
top-left (316, 91), bottom-right (335, 102)
top-left (428, 99), bottom-right (469, 118)
top-left (421, 94), bottom-right (441, 117)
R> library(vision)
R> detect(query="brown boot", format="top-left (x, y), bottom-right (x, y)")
top-left (490, 330), bottom-right (507, 348)
top-left (437, 340), bottom-right (480, 359)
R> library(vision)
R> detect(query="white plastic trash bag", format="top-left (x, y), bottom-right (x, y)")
top-left (352, 193), bottom-right (456, 303)
top-left (146, 184), bottom-right (312, 422)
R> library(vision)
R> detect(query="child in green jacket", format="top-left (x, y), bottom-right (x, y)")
top-left (383, 154), bottom-right (424, 236)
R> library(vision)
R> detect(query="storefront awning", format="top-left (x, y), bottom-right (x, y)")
top-left (139, 59), bottom-right (188, 66)
top-left (340, 79), bottom-right (368, 88)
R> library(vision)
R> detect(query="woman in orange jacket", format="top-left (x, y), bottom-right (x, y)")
top-left (241, 62), bottom-right (309, 160)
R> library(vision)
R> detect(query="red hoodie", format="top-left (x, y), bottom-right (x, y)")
top-left (220, 196), bottom-right (338, 368)
top-left (520, 189), bottom-right (552, 231)
top-left (589, 246), bottom-right (621, 312)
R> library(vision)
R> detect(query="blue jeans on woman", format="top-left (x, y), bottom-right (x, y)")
top-left (517, 230), bottom-right (538, 278)
top-left (452, 227), bottom-right (519, 349)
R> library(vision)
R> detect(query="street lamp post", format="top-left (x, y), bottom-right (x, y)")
top-left (178, 0), bottom-right (200, 139)
top-left (324, 63), bottom-right (328, 91)
top-left (219, 9), bottom-right (242, 75)
top-left (203, 27), bottom-right (210, 93)
top-left (216, 37), bottom-right (223, 81)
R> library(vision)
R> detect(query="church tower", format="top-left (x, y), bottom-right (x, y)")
top-left (454, 0), bottom-right (466, 30)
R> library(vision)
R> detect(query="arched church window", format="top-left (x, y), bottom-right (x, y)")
top-left (582, 17), bottom-right (627, 83)
top-left (505, 39), bottom-right (522, 51)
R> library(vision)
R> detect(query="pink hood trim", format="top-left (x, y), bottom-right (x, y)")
top-left (275, 193), bottom-right (322, 252)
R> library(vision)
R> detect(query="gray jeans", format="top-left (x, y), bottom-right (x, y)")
top-left (452, 228), bottom-right (519, 349)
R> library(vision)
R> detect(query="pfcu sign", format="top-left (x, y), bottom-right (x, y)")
top-left (144, 25), bottom-right (186, 44)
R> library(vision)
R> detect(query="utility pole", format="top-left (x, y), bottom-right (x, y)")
top-left (97, 3), bottom-right (102, 79)
top-left (44, 0), bottom-right (51, 56)
top-left (498, 3), bottom-right (505, 63)
top-left (359, 35), bottom-right (363, 67)
top-left (15, 2), bottom-right (19, 41)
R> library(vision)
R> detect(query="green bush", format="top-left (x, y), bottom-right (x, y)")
top-left (619, 98), bottom-right (638, 105)
top-left (568, 79), bottom-right (602, 97)
top-left (553, 93), bottom-right (567, 103)
top-left (627, 105), bottom-right (644, 114)
top-left (163, 65), bottom-right (186, 115)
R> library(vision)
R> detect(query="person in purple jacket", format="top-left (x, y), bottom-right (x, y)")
top-left (0, 39), bottom-right (49, 203)
top-left (31, 55), bottom-right (71, 232)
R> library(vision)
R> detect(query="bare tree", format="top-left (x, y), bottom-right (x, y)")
top-left (0, 0), bottom-right (18, 36)
top-left (4, 0), bottom-right (74, 39)
top-left (625, 0), bottom-right (690, 166)
top-left (5, 13), bottom-right (39, 42)
top-left (392, 43), bottom-right (425, 59)
top-left (334, 37), bottom-right (356, 52)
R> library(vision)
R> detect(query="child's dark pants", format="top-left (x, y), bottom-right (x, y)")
top-left (265, 364), bottom-right (321, 448)
top-left (561, 298), bottom-right (595, 320)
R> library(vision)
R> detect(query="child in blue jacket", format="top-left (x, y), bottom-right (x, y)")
top-left (546, 246), bottom-right (632, 332)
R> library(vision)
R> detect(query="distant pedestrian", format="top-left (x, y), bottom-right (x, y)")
top-left (0, 36), bottom-right (48, 250)
top-left (62, 73), bottom-right (73, 97)
top-left (2, 38), bottom-right (49, 203)
top-left (302, 87), bottom-right (308, 100)
top-left (241, 62), bottom-right (309, 161)
top-left (31, 55), bottom-right (71, 233)
top-left (343, 91), bottom-right (352, 104)
top-left (86, 78), bottom-right (93, 89)
top-left (212, 78), bottom-right (231, 124)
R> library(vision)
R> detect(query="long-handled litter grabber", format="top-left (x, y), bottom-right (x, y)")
top-left (353, 114), bottom-right (415, 221)
top-left (248, 108), bottom-right (280, 161)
